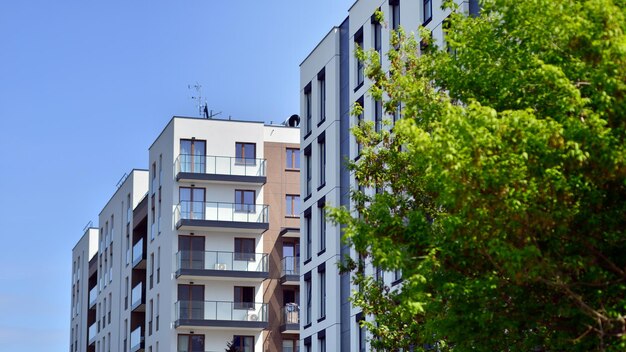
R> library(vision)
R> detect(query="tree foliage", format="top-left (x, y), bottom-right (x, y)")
top-left (330, 0), bottom-right (626, 350)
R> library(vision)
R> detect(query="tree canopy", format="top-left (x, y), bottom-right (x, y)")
top-left (331, 0), bottom-right (626, 350)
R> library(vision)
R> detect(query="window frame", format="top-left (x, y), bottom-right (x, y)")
top-left (286, 148), bottom-right (300, 169)
top-left (234, 286), bottom-right (255, 310)
top-left (234, 238), bottom-right (256, 261)
top-left (235, 142), bottom-right (256, 165)
top-left (234, 189), bottom-right (256, 213)
top-left (285, 194), bottom-right (300, 217)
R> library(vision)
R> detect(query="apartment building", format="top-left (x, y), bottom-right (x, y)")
top-left (71, 116), bottom-right (300, 352)
top-left (299, 0), bottom-right (479, 351)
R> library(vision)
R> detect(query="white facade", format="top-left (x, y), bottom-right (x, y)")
top-left (300, 0), bottom-right (478, 351)
top-left (70, 227), bottom-right (98, 352)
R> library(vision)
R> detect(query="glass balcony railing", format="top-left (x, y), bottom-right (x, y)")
top-left (176, 250), bottom-right (268, 273)
top-left (132, 238), bottom-right (143, 265)
top-left (131, 282), bottom-right (143, 308)
top-left (130, 326), bottom-right (143, 352)
top-left (175, 201), bottom-right (269, 224)
top-left (281, 256), bottom-right (300, 276)
top-left (175, 154), bottom-right (266, 177)
top-left (281, 303), bottom-right (300, 325)
top-left (175, 300), bottom-right (267, 323)
top-left (88, 322), bottom-right (97, 343)
top-left (89, 286), bottom-right (98, 307)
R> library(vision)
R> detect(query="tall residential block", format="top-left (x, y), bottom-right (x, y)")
top-left (71, 116), bottom-right (300, 352)
top-left (299, 0), bottom-right (478, 351)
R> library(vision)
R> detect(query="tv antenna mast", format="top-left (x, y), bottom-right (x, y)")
top-left (188, 83), bottom-right (221, 119)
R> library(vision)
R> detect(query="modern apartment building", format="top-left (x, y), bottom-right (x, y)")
top-left (299, 0), bottom-right (479, 351)
top-left (71, 116), bottom-right (300, 352)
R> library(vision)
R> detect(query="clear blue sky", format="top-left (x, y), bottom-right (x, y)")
top-left (0, 1), bottom-right (353, 350)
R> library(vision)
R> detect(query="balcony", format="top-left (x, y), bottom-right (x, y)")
top-left (280, 256), bottom-right (300, 285)
top-left (175, 154), bottom-right (266, 185)
top-left (132, 238), bottom-right (145, 269)
top-left (281, 304), bottom-right (300, 334)
top-left (131, 282), bottom-right (145, 312)
top-left (130, 326), bottom-right (144, 352)
top-left (88, 322), bottom-right (97, 345)
top-left (175, 201), bottom-right (269, 233)
top-left (174, 300), bottom-right (268, 330)
top-left (89, 286), bottom-right (98, 308)
top-left (175, 250), bottom-right (268, 281)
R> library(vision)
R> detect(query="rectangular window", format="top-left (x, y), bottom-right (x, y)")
top-left (319, 271), bottom-right (326, 318)
top-left (319, 336), bottom-right (326, 352)
top-left (234, 238), bottom-right (255, 261)
top-left (356, 96), bottom-right (364, 156)
top-left (148, 299), bottom-right (153, 335)
top-left (305, 148), bottom-right (312, 196)
top-left (177, 334), bottom-right (205, 352)
top-left (375, 99), bottom-right (383, 132)
top-left (359, 321), bottom-right (367, 352)
top-left (373, 13), bottom-right (382, 61)
top-left (233, 336), bottom-right (254, 352)
top-left (305, 277), bottom-right (312, 325)
top-left (234, 190), bottom-right (255, 212)
top-left (286, 148), bottom-right (300, 169)
top-left (393, 102), bottom-right (401, 124)
top-left (156, 294), bottom-right (160, 331)
top-left (286, 194), bottom-right (300, 217)
top-left (355, 28), bottom-right (364, 88)
top-left (305, 212), bottom-right (312, 260)
top-left (391, 0), bottom-right (400, 30)
top-left (234, 286), bottom-right (255, 310)
top-left (318, 140), bottom-right (326, 186)
top-left (149, 253), bottom-right (154, 289)
top-left (423, 0), bottom-right (432, 25)
top-left (304, 84), bottom-right (312, 135)
top-left (318, 70), bottom-right (326, 123)
top-left (319, 205), bottom-right (326, 252)
top-left (235, 142), bottom-right (256, 165)
top-left (157, 247), bottom-right (161, 284)
top-left (180, 139), bottom-right (206, 173)
top-left (150, 194), bottom-right (155, 241)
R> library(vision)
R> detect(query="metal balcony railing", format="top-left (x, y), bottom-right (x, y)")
top-left (175, 201), bottom-right (269, 224)
top-left (176, 250), bottom-right (268, 273)
top-left (281, 303), bottom-right (300, 325)
top-left (175, 154), bottom-right (266, 177)
top-left (175, 300), bottom-right (268, 323)
top-left (281, 256), bottom-right (300, 276)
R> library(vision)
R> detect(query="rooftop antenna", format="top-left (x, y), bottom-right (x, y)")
top-left (188, 83), bottom-right (222, 119)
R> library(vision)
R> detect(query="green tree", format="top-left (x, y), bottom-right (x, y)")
top-left (331, 0), bottom-right (626, 350)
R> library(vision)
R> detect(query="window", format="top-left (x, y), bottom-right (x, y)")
top-left (234, 238), bottom-right (255, 261)
top-left (232, 336), bottom-right (254, 352)
top-left (178, 235), bottom-right (205, 270)
top-left (392, 101), bottom-right (401, 124)
top-left (234, 286), bottom-right (255, 310)
top-left (305, 275), bottom-right (312, 325)
top-left (373, 12), bottom-right (382, 62)
top-left (177, 284), bottom-right (204, 320)
top-left (149, 252), bottom-right (154, 289)
top-left (304, 84), bottom-right (312, 135)
top-left (355, 28), bottom-right (364, 88)
top-left (286, 194), bottom-right (300, 217)
top-left (156, 294), bottom-right (160, 331)
top-left (305, 211), bottom-right (312, 260)
top-left (318, 140), bottom-right (326, 186)
top-left (319, 270), bottom-right (326, 319)
top-left (235, 142), bottom-right (256, 165)
top-left (391, 0), bottom-right (400, 30)
top-left (319, 205), bottom-right (326, 252)
top-left (393, 268), bottom-right (403, 283)
top-left (286, 148), bottom-right (300, 169)
top-left (157, 247), bottom-right (161, 284)
top-left (150, 194), bottom-right (155, 241)
top-left (356, 96), bottom-right (364, 156)
top-left (319, 334), bottom-right (326, 352)
top-left (375, 99), bottom-right (383, 132)
top-left (148, 299), bottom-right (153, 335)
top-left (177, 334), bottom-right (204, 352)
top-left (180, 139), bottom-right (206, 173)
top-left (423, 0), bottom-right (432, 25)
top-left (124, 277), bottom-right (129, 309)
top-left (179, 187), bottom-right (205, 220)
top-left (234, 190), bottom-right (255, 212)
top-left (318, 69), bottom-right (326, 123)
top-left (305, 147), bottom-right (312, 196)
top-left (358, 316), bottom-right (367, 352)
